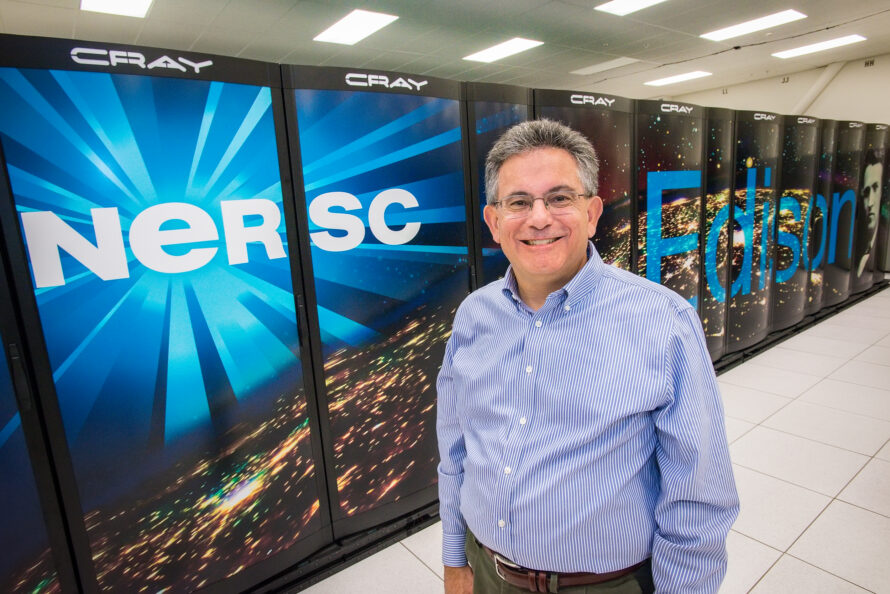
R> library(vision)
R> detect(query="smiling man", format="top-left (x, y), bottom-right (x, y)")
top-left (436, 119), bottom-right (738, 594)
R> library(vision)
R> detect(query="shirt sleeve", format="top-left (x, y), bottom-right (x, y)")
top-left (436, 332), bottom-right (469, 567)
top-left (651, 306), bottom-right (740, 594)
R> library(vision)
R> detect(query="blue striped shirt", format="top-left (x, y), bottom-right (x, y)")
top-left (436, 243), bottom-right (738, 593)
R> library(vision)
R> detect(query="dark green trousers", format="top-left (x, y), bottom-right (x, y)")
top-left (465, 531), bottom-right (654, 594)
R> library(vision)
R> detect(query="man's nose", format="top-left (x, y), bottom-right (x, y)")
top-left (526, 198), bottom-right (553, 226)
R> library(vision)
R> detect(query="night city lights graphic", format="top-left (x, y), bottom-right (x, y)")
top-left (727, 115), bottom-right (780, 352)
top-left (728, 187), bottom-right (776, 349)
top-left (702, 114), bottom-right (733, 360)
top-left (292, 87), bottom-right (470, 517)
top-left (323, 304), bottom-right (454, 515)
top-left (773, 117), bottom-right (819, 330)
top-left (635, 106), bottom-right (703, 308)
top-left (0, 68), bottom-right (321, 591)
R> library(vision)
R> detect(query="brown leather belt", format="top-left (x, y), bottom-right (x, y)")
top-left (478, 541), bottom-right (648, 593)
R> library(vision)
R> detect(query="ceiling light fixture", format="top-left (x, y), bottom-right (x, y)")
top-left (644, 70), bottom-right (712, 86)
top-left (701, 9), bottom-right (807, 41)
top-left (463, 38), bottom-right (544, 63)
top-left (80, 0), bottom-right (153, 18)
top-left (772, 34), bottom-right (866, 58)
top-left (594, 0), bottom-right (669, 17)
top-left (314, 9), bottom-right (399, 45)
top-left (571, 57), bottom-right (640, 75)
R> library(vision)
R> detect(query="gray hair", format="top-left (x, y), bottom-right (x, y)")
top-left (484, 118), bottom-right (599, 204)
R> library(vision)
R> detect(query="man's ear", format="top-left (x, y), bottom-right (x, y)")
top-left (587, 196), bottom-right (604, 238)
top-left (483, 204), bottom-right (501, 244)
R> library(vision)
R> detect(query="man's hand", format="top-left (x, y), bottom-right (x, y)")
top-left (444, 565), bottom-right (473, 594)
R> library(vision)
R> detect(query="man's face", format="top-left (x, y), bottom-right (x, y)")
top-left (483, 147), bottom-right (603, 295)
top-left (862, 162), bottom-right (883, 237)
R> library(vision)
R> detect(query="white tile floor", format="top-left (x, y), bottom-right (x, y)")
top-left (304, 288), bottom-right (890, 593)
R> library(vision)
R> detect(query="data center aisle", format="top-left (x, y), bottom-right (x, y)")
top-left (303, 287), bottom-right (890, 594)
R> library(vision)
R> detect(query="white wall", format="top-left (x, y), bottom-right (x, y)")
top-left (671, 53), bottom-right (890, 124)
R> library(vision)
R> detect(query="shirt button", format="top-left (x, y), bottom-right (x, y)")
top-left (519, 417), bottom-right (527, 425)
top-left (535, 320), bottom-right (542, 328)
top-left (498, 519), bottom-right (506, 528)
top-left (564, 304), bottom-right (571, 311)
top-left (525, 365), bottom-right (532, 374)
top-left (504, 466), bottom-right (511, 475)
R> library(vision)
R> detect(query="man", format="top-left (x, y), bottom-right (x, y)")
top-left (856, 148), bottom-right (884, 277)
top-left (436, 119), bottom-right (738, 594)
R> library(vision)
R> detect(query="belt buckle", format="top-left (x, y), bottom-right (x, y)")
top-left (492, 552), bottom-right (521, 581)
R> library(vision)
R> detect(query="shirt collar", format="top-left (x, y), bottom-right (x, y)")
top-left (502, 241), bottom-right (605, 309)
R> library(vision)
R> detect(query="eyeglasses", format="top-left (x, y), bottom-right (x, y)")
top-left (494, 192), bottom-right (588, 218)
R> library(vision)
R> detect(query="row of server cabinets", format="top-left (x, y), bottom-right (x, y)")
top-left (1, 33), bottom-right (888, 593)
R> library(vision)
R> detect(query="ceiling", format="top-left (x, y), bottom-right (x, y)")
top-left (1, 0), bottom-right (890, 98)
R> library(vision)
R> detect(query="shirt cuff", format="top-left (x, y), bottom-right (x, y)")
top-left (442, 530), bottom-right (468, 567)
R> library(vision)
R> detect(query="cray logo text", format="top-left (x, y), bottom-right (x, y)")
top-left (345, 73), bottom-right (428, 91)
top-left (70, 47), bottom-right (213, 74)
top-left (661, 103), bottom-right (693, 114)
top-left (754, 113), bottom-right (777, 121)
top-left (570, 95), bottom-right (615, 107)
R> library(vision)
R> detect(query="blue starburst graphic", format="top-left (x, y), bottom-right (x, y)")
top-left (294, 89), bottom-right (470, 352)
top-left (0, 67), bottom-right (312, 514)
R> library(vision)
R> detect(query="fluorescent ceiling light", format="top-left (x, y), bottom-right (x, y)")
top-left (701, 9), bottom-right (807, 41)
top-left (594, 0), bottom-right (669, 16)
top-left (80, 0), bottom-right (152, 18)
top-left (644, 70), bottom-right (712, 86)
top-left (571, 57), bottom-right (640, 75)
top-left (314, 9), bottom-right (399, 45)
top-left (772, 34), bottom-right (866, 58)
top-left (463, 38), bottom-right (543, 63)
